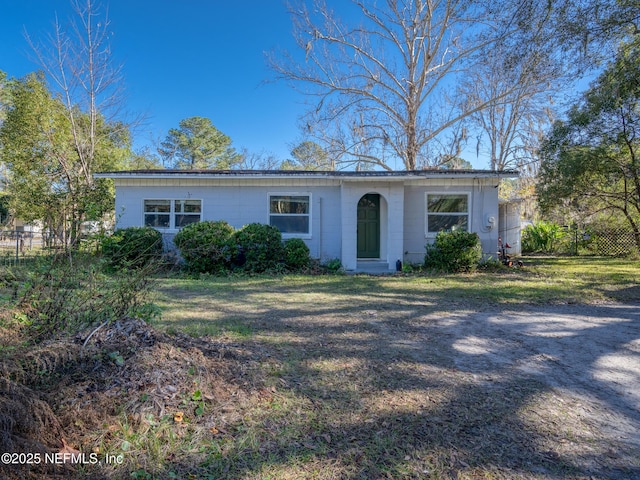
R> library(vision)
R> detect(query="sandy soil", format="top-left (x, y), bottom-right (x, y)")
top-left (362, 301), bottom-right (640, 477)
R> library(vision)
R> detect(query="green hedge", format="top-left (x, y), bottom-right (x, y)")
top-left (172, 221), bottom-right (312, 274)
top-left (283, 237), bottom-right (311, 270)
top-left (233, 223), bottom-right (284, 273)
top-left (173, 220), bottom-right (235, 273)
top-left (425, 230), bottom-right (482, 273)
top-left (101, 226), bottom-right (163, 269)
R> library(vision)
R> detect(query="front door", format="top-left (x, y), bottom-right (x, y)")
top-left (357, 194), bottom-right (380, 258)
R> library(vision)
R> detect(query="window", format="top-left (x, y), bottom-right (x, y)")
top-left (426, 194), bottom-right (469, 234)
top-left (174, 200), bottom-right (202, 228)
top-left (144, 200), bottom-right (171, 228)
top-left (269, 194), bottom-right (310, 236)
top-left (144, 199), bottom-right (202, 230)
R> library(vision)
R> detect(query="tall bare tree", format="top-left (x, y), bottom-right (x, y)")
top-left (465, 50), bottom-right (558, 172)
top-left (27, 0), bottom-right (125, 176)
top-left (21, 0), bottom-right (129, 245)
top-left (270, 0), bottom-right (531, 170)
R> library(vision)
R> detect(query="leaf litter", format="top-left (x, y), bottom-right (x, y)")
top-left (1, 283), bottom-right (640, 479)
top-left (0, 316), bottom-right (266, 479)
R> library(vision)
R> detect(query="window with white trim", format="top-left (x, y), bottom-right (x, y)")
top-left (426, 194), bottom-right (469, 234)
top-left (269, 194), bottom-right (310, 236)
top-left (144, 199), bottom-right (202, 230)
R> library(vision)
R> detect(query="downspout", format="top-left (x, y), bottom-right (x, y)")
top-left (318, 196), bottom-right (322, 260)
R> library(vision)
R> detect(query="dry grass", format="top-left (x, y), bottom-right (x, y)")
top-left (0, 256), bottom-right (638, 479)
top-left (144, 257), bottom-right (640, 479)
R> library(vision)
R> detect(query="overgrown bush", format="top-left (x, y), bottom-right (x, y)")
top-left (174, 220), bottom-right (235, 273)
top-left (16, 253), bottom-right (157, 340)
top-left (424, 230), bottom-right (482, 273)
top-left (101, 226), bottom-right (163, 269)
top-left (283, 238), bottom-right (311, 271)
top-left (521, 221), bottom-right (568, 254)
top-left (233, 223), bottom-right (284, 273)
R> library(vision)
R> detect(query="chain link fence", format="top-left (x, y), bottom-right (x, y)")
top-left (0, 230), bottom-right (62, 265)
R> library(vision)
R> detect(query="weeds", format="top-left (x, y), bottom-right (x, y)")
top-left (12, 253), bottom-right (158, 340)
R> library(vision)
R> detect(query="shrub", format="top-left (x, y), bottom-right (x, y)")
top-left (283, 238), bottom-right (310, 271)
top-left (424, 230), bottom-right (482, 273)
top-left (173, 221), bottom-right (235, 273)
top-left (322, 258), bottom-right (343, 274)
top-left (101, 226), bottom-right (163, 269)
top-left (521, 221), bottom-right (567, 253)
top-left (233, 223), bottom-right (284, 273)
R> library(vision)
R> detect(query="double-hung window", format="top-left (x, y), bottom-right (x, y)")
top-left (144, 199), bottom-right (202, 230)
top-left (269, 194), bottom-right (310, 236)
top-left (426, 194), bottom-right (469, 234)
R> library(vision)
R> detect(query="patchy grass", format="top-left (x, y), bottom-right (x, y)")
top-left (521, 256), bottom-right (640, 303)
top-left (143, 256), bottom-right (640, 479)
top-left (2, 256), bottom-right (638, 479)
top-left (154, 257), bottom-right (640, 331)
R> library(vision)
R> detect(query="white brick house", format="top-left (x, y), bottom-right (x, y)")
top-left (95, 170), bottom-right (518, 272)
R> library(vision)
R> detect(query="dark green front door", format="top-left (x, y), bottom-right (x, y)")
top-left (357, 194), bottom-right (380, 258)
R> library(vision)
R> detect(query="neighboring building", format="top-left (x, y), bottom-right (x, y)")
top-left (499, 199), bottom-right (523, 256)
top-left (95, 169), bottom-right (518, 272)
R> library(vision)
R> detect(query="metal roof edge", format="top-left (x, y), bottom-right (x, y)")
top-left (94, 169), bottom-right (519, 180)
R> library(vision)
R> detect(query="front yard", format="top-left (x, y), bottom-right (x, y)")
top-left (147, 257), bottom-right (640, 479)
top-left (1, 257), bottom-right (639, 479)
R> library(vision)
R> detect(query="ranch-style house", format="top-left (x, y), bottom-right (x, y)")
top-left (94, 169), bottom-right (519, 272)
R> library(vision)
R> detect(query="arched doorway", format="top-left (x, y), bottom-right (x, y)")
top-left (357, 193), bottom-right (380, 258)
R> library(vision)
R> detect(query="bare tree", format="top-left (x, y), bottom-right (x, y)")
top-left (464, 48), bottom-right (558, 173)
top-left (23, 0), bottom-right (129, 245)
top-left (234, 149), bottom-right (283, 170)
top-left (270, 0), bottom-right (528, 170)
top-left (27, 0), bottom-right (126, 176)
top-left (456, 47), bottom-right (554, 222)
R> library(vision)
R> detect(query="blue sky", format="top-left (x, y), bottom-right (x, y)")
top-left (1, 1), bottom-right (591, 170)
top-left (0, 0), bottom-right (308, 162)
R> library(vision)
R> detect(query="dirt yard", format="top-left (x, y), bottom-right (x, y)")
top-left (358, 302), bottom-right (640, 477)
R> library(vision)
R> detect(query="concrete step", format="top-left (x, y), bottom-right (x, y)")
top-left (354, 261), bottom-right (393, 274)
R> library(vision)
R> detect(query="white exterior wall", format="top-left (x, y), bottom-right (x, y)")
top-left (110, 173), bottom-right (507, 270)
top-left (499, 202), bottom-right (522, 256)
top-left (113, 178), bottom-right (343, 261)
top-left (403, 177), bottom-right (501, 264)
top-left (472, 179), bottom-right (501, 258)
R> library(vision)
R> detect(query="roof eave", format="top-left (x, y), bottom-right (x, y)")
top-left (94, 169), bottom-right (519, 180)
